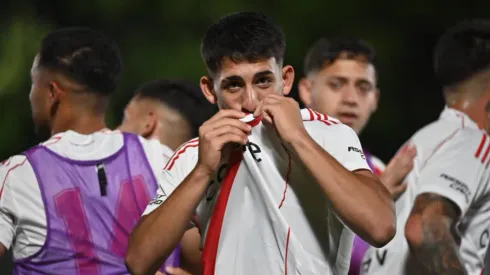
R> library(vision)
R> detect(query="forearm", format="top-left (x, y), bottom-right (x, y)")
top-left (289, 134), bottom-right (395, 247)
top-left (406, 221), bottom-right (466, 275)
top-left (126, 167), bottom-right (210, 275)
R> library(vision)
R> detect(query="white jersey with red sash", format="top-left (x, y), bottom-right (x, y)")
top-left (144, 108), bottom-right (371, 275)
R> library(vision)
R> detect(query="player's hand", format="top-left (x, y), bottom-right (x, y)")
top-left (195, 109), bottom-right (251, 176)
top-left (380, 144), bottom-right (417, 199)
top-left (163, 267), bottom-right (193, 275)
top-left (253, 94), bottom-right (308, 144)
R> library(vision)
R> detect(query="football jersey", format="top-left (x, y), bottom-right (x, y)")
top-left (143, 108), bottom-right (372, 275)
top-left (361, 107), bottom-right (490, 275)
top-left (0, 129), bottom-right (173, 273)
top-left (349, 151), bottom-right (385, 275)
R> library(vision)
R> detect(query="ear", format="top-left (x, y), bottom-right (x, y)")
top-left (49, 81), bottom-right (64, 104)
top-left (298, 77), bottom-right (313, 106)
top-left (281, 65), bottom-right (295, 96)
top-left (141, 111), bottom-right (157, 138)
top-left (200, 76), bottom-right (217, 104)
top-left (372, 88), bottom-right (380, 112)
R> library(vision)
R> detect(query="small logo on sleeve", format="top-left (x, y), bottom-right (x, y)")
top-left (348, 146), bottom-right (366, 159)
top-left (440, 173), bottom-right (471, 203)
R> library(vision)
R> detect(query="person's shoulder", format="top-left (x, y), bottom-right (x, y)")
top-left (457, 128), bottom-right (490, 162)
top-left (422, 127), bottom-right (488, 168)
top-left (301, 108), bottom-right (353, 138)
top-left (0, 154), bottom-right (32, 188)
top-left (163, 138), bottom-right (199, 171)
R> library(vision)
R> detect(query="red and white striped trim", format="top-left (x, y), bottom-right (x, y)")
top-left (305, 108), bottom-right (339, 126)
top-left (475, 133), bottom-right (490, 166)
top-left (164, 138), bottom-right (199, 170)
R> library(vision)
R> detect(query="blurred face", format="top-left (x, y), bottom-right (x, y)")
top-left (200, 57), bottom-right (294, 113)
top-left (29, 54), bottom-right (54, 138)
top-left (120, 97), bottom-right (154, 137)
top-left (299, 59), bottom-right (379, 134)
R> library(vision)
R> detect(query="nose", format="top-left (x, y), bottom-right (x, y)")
top-left (341, 86), bottom-right (359, 106)
top-left (241, 86), bottom-right (259, 113)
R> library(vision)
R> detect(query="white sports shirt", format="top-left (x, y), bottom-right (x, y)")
top-left (0, 129), bottom-right (173, 259)
top-left (143, 108), bottom-right (372, 275)
top-left (362, 107), bottom-right (490, 275)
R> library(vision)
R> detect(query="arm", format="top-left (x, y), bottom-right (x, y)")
top-left (126, 110), bottom-right (250, 275)
top-left (255, 95), bottom-right (395, 247)
top-left (180, 228), bottom-right (202, 274)
top-left (164, 228), bottom-right (202, 275)
top-left (126, 168), bottom-right (211, 275)
top-left (289, 133), bottom-right (395, 247)
top-left (0, 157), bottom-right (22, 259)
top-left (405, 193), bottom-right (466, 274)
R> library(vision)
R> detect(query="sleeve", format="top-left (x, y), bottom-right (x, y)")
top-left (142, 140), bottom-right (199, 216)
top-left (0, 157), bottom-right (22, 249)
top-left (321, 124), bottom-right (372, 172)
top-left (415, 131), bottom-right (484, 216)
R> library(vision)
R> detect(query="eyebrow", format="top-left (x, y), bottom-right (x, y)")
top-left (254, 70), bottom-right (274, 78)
top-left (221, 70), bottom-right (275, 83)
top-left (221, 75), bottom-right (243, 83)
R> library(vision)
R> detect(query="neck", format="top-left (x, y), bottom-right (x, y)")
top-left (448, 97), bottom-right (485, 129)
top-left (51, 112), bottom-right (107, 136)
top-left (155, 131), bottom-right (190, 151)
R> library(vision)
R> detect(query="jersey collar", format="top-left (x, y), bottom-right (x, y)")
top-left (440, 106), bottom-right (479, 129)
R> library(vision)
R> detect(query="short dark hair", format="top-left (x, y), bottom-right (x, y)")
top-left (434, 19), bottom-right (490, 88)
top-left (303, 37), bottom-right (376, 75)
top-left (200, 12), bottom-right (286, 75)
top-left (38, 27), bottom-right (123, 95)
top-left (135, 79), bottom-right (217, 137)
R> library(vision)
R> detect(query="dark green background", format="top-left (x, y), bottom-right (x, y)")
top-left (0, 0), bottom-right (488, 271)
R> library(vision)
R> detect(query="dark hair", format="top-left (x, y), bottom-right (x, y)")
top-left (303, 37), bottom-right (376, 75)
top-left (434, 19), bottom-right (490, 88)
top-left (200, 12), bottom-right (286, 75)
top-left (38, 27), bottom-right (123, 95)
top-left (135, 79), bottom-right (217, 137)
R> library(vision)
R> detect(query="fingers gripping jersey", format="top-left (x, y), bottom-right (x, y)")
top-left (362, 107), bottom-right (490, 275)
top-left (144, 108), bottom-right (371, 275)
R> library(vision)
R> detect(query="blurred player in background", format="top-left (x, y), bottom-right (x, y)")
top-left (362, 19), bottom-right (490, 275)
top-left (0, 27), bottom-right (170, 274)
top-left (119, 79), bottom-right (217, 274)
top-left (126, 11), bottom-right (395, 275)
top-left (298, 37), bottom-right (416, 275)
top-left (119, 79), bottom-right (217, 152)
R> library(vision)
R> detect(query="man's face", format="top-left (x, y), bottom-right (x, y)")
top-left (300, 59), bottom-right (379, 134)
top-left (201, 57), bottom-right (294, 113)
top-left (29, 54), bottom-right (53, 138)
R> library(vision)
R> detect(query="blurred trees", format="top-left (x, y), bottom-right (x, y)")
top-left (0, 0), bottom-right (488, 162)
